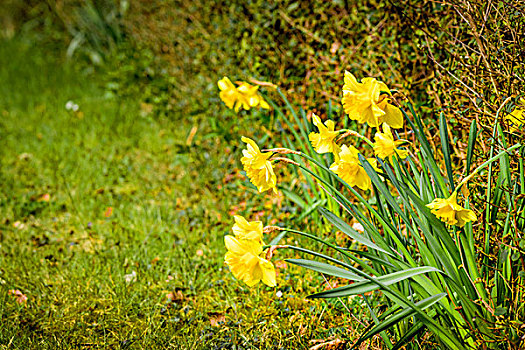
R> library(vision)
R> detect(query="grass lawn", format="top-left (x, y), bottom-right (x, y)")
top-left (0, 39), bottom-right (366, 349)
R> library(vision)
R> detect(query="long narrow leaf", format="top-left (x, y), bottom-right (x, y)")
top-left (359, 293), bottom-right (446, 344)
top-left (286, 259), bottom-right (364, 281)
top-left (308, 267), bottom-right (440, 298)
top-left (439, 113), bottom-right (455, 188)
top-left (319, 207), bottom-right (391, 255)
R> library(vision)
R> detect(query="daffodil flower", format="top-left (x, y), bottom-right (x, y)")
top-left (426, 192), bottom-right (476, 227)
top-left (232, 215), bottom-right (263, 241)
top-left (224, 235), bottom-right (276, 287)
top-left (237, 82), bottom-right (270, 110)
top-left (308, 113), bottom-right (341, 156)
top-left (373, 123), bottom-right (409, 161)
top-left (218, 77), bottom-right (270, 112)
top-left (330, 144), bottom-right (379, 191)
top-left (241, 137), bottom-right (277, 193)
top-left (341, 71), bottom-right (403, 128)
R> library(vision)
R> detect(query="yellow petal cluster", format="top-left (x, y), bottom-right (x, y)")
top-left (342, 71), bottom-right (403, 128)
top-left (373, 123), bottom-right (409, 161)
top-left (232, 215), bottom-right (263, 241)
top-left (506, 100), bottom-right (524, 132)
top-left (330, 144), bottom-right (379, 191)
top-left (224, 235), bottom-right (276, 287)
top-left (308, 113), bottom-right (340, 155)
top-left (426, 192), bottom-right (476, 227)
top-left (241, 137), bottom-right (277, 193)
top-left (218, 77), bottom-right (270, 112)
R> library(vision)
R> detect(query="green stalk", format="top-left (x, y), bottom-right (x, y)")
top-left (483, 98), bottom-right (513, 280)
top-left (454, 143), bottom-right (521, 193)
top-left (337, 129), bottom-right (374, 147)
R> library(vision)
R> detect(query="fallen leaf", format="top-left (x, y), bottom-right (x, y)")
top-left (104, 207), bottom-right (113, 218)
top-left (208, 312), bottom-right (226, 327)
top-left (8, 290), bottom-right (28, 304)
top-left (309, 338), bottom-right (345, 350)
top-left (166, 290), bottom-right (185, 304)
top-left (186, 125), bottom-right (198, 146)
top-left (38, 193), bottom-right (51, 202)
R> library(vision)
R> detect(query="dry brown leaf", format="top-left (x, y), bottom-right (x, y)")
top-left (166, 290), bottom-right (185, 304)
top-left (309, 338), bottom-right (345, 350)
top-left (8, 289), bottom-right (28, 304)
top-left (104, 207), bottom-right (113, 218)
top-left (208, 312), bottom-right (226, 327)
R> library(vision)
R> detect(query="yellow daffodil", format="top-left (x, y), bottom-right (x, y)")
top-left (218, 77), bottom-right (270, 112)
top-left (330, 144), bottom-right (379, 191)
top-left (241, 137), bottom-right (277, 193)
top-left (426, 192), bottom-right (476, 227)
top-left (218, 77), bottom-right (239, 110)
top-left (224, 235), bottom-right (276, 287)
top-left (506, 100), bottom-right (524, 132)
top-left (341, 71), bottom-right (403, 128)
top-left (308, 113), bottom-right (340, 156)
top-left (373, 123), bottom-right (409, 161)
top-left (232, 215), bottom-right (263, 241)
top-left (237, 82), bottom-right (270, 110)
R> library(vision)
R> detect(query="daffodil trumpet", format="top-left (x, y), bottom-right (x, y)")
top-left (426, 192), bottom-right (477, 227)
top-left (342, 71), bottom-right (403, 128)
top-left (373, 123), bottom-right (409, 161)
top-left (224, 235), bottom-right (276, 287)
top-left (241, 137), bottom-right (278, 193)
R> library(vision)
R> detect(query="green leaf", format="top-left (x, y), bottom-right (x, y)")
top-left (318, 207), bottom-right (391, 255)
top-left (308, 266), bottom-right (441, 298)
top-left (286, 259), bottom-right (364, 281)
top-left (268, 231), bottom-right (287, 246)
top-left (280, 187), bottom-right (306, 209)
top-left (296, 199), bottom-right (326, 222)
top-left (466, 120), bottom-right (477, 174)
top-left (350, 250), bottom-right (395, 268)
top-left (359, 293), bottom-right (446, 343)
top-left (439, 113), bottom-right (455, 188)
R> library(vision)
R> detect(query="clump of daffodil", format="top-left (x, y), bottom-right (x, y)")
top-left (224, 235), bottom-right (276, 287)
top-left (330, 144), bottom-right (379, 191)
top-left (218, 77), bottom-right (270, 112)
top-left (426, 192), bottom-right (476, 227)
top-left (308, 113), bottom-right (340, 156)
top-left (232, 215), bottom-right (263, 241)
top-left (342, 71), bottom-right (403, 129)
top-left (506, 98), bottom-right (524, 132)
top-left (241, 137), bottom-right (277, 193)
top-left (373, 123), bottom-right (409, 161)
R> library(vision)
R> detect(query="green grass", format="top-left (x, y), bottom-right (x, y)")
top-left (0, 39), bottom-right (367, 349)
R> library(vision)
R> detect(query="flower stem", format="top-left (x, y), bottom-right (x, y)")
top-left (338, 129), bottom-right (374, 147)
top-left (454, 143), bottom-right (521, 193)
